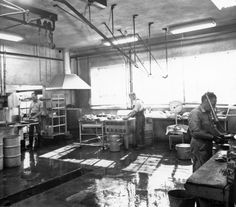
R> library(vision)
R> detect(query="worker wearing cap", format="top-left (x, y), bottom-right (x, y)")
top-left (124, 92), bottom-right (145, 148)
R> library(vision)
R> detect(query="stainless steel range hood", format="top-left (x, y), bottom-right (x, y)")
top-left (46, 49), bottom-right (91, 90)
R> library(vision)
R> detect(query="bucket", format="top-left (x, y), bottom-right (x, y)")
top-left (168, 189), bottom-right (195, 207)
top-left (108, 135), bottom-right (121, 152)
top-left (175, 143), bottom-right (191, 160)
top-left (3, 135), bottom-right (21, 167)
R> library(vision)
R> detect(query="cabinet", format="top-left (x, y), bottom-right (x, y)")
top-left (44, 94), bottom-right (67, 138)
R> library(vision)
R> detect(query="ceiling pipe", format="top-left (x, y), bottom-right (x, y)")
top-left (136, 34), bottom-right (162, 74)
top-left (111, 28), bottom-right (149, 74)
top-left (163, 28), bottom-right (169, 78)
top-left (132, 14), bottom-right (138, 63)
top-left (111, 4), bottom-right (116, 34)
top-left (102, 22), bottom-right (126, 62)
top-left (148, 22), bottom-right (153, 75)
top-left (102, 23), bottom-right (148, 74)
top-left (54, 0), bottom-right (138, 68)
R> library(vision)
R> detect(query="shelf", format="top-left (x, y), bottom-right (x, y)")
top-left (52, 124), bottom-right (66, 127)
top-left (52, 115), bottom-right (66, 118)
top-left (43, 94), bottom-right (67, 138)
top-left (52, 107), bottom-right (65, 109)
top-left (51, 98), bottom-right (65, 101)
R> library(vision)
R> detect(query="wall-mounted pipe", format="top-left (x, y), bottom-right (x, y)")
top-left (54, 0), bottom-right (138, 68)
top-left (0, 51), bottom-right (62, 61)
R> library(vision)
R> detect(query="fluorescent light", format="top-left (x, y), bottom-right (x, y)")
top-left (102, 34), bottom-right (138, 46)
top-left (0, 31), bottom-right (24, 42)
top-left (168, 18), bottom-right (216, 34)
top-left (210, 0), bottom-right (236, 10)
top-left (93, 0), bottom-right (107, 9)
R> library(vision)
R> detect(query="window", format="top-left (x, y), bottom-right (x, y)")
top-left (90, 50), bottom-right (236, 106)
top-left (90, 64), bottom-right (128, 107)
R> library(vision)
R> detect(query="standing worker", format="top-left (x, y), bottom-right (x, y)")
top-left (124, 92), bottom-right (145, 148)
top-left (28, 92), bottom-right (42, 150)
top-left (188, 92), bottom-right (225, 207)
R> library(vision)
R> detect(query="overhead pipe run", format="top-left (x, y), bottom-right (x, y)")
top-left (54, 0), bottom-right (138, 68)
top-left (163, 28), bottom-right (169, 79)
top-left (111, 4), bottom-right (116, 34)
top-left (135, 33), bottom-right (165, 77)
top-left (148, 22), bottom-right (153, 75)
top-left (132, 14), bottom-right (138, 63)
top-left (0, 0), bottom-right (28, 17)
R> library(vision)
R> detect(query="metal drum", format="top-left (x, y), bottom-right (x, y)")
top-left (3, 135), bottom-right (21, 167)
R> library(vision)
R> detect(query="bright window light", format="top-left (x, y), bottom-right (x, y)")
top-left (210, 0), bottom-right (236, 10)
top-left (0, 31), bottom-right (24, 42)
top-left (168, 18), bottom-right (216, 34)
top-left (102, 34), bottom-right (138, 46)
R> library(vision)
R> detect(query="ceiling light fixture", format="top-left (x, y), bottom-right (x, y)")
top-left (92, 0), bottom-right (107, 9)
top-left (167, 18), bottom-right (216, 34)
top-left (210, 0), bottom-right (236, 10)
top-left (0, 31), bottom-right (24, 42)
top-left (102, 34), bottom-right (138, 46)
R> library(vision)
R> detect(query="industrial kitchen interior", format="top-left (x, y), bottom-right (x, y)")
top-left (1, 0), bottom-right (236, 206)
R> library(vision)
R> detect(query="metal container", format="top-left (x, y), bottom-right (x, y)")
top-left (168, 189), bottom-right (195, 207)
top-left (108, 135), bottom-right (121, 152)
top-left (3, 135), bottom-right (21, 167)
top-left (175, 143), bottom-right (191, 160)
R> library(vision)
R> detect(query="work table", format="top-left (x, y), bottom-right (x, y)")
top-left (185, 150), bottom-right (235, 206)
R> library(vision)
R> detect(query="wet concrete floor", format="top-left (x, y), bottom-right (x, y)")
top-left (1, 139), bottom-right (193, 206)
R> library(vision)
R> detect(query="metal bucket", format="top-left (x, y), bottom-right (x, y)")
top-left (3, 135), bottom-right (21, 167)
top-left (168, 189), bottom-right (195, 207)
top-left (108, 135), bottom-right (121, 152)
top-left (175, 144), bottom-right (191, 160)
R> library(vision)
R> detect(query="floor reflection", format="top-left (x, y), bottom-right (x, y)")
top-left (1, 141), bottom-right (193, 207)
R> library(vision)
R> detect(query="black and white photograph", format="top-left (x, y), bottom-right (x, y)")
top-left (0, 0), bottom-right (236, 206)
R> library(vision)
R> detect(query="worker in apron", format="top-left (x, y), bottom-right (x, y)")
top-left (124, 92), bottom-right (145, 148)
top-left (28, 92), bottom-right (42, 150)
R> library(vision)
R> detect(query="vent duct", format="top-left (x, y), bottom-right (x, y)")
top-left (46, 49), bottom-right (91, 90)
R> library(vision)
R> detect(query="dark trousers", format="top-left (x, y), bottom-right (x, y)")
top-left (135, 112), bottom-right (145, 146)
top-left (28, 123), bottom-right (41, 148)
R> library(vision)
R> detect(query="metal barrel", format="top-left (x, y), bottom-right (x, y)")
top-left (3, 135), bottom-right (21, 168)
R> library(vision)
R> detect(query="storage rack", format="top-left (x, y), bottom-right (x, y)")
top-left (44, 94), bottom-right (67, 139)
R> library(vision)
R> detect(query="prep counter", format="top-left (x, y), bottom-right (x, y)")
top-left (185, 150), bottom-right (235, 207)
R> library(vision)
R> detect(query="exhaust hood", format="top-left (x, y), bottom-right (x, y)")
top-left (46, 50), bottom-right (91, 90)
